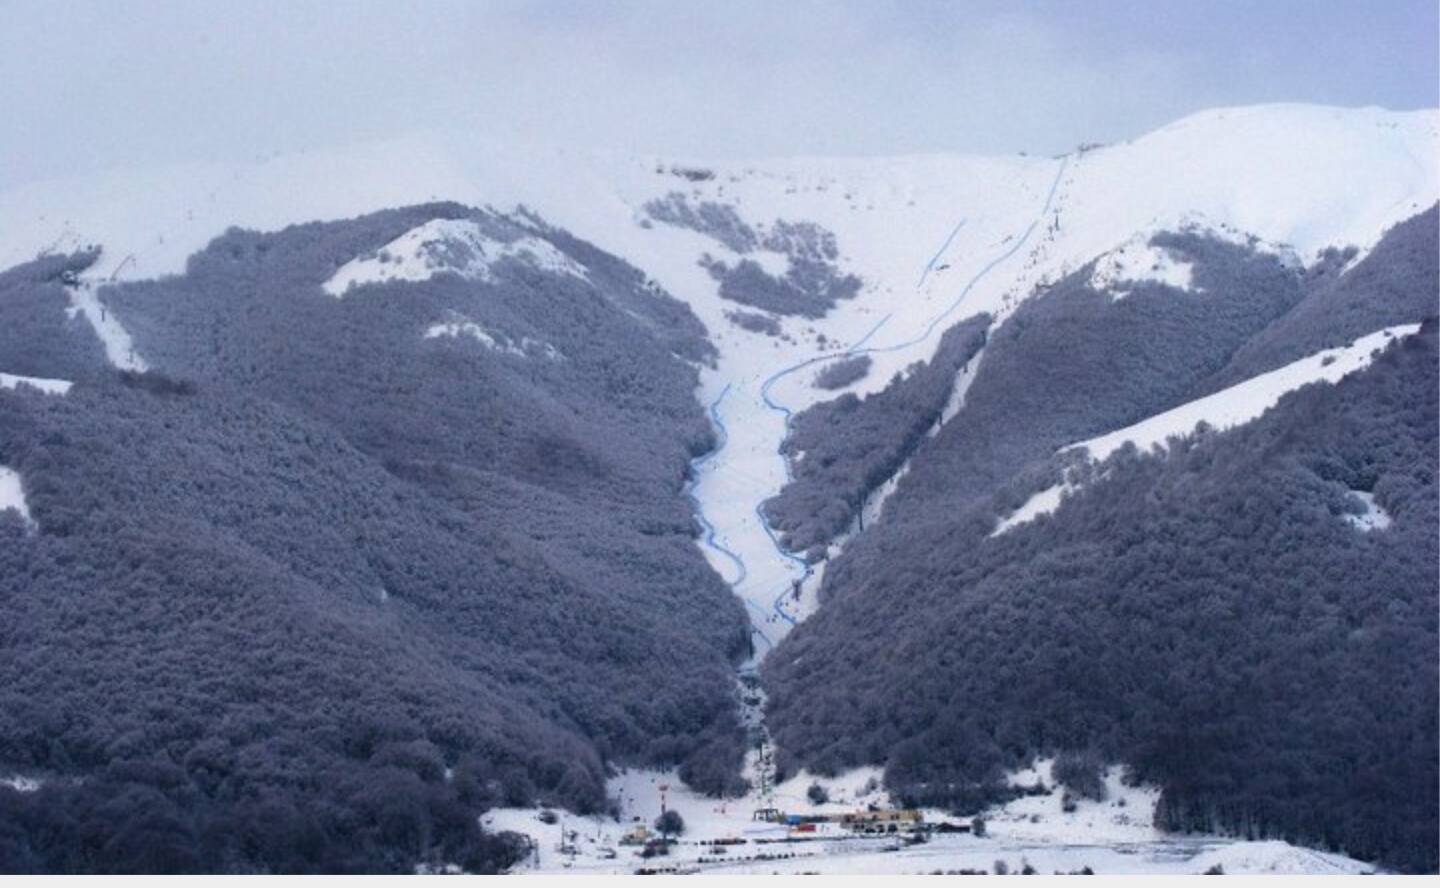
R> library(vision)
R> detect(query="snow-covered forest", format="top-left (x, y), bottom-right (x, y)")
top-left (0, 96), bottom-right (1435, 875)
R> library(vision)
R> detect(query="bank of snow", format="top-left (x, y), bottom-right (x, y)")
top-left (1186, 840), bottom-right (1373, 875)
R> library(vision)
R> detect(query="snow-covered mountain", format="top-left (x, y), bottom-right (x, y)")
top-left (0, 103), bottom-right (1435, 874)
top-left (3, 103), bottom-right (1433, 641)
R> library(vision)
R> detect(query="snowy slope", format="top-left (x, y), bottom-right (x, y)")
top-left (322, 216), bottom-right (585, 296)
top-left (0, 467), bottom-right (35, 528)
top-left (1, 105), bottom-right (1431, 873)
top-left (1088, 232), bottom-right (1195, 298)
top-left (1070, 323), bottom-right (1421, 462)
top-left (64, 280), bottom-right (147, 371)
top-left (1185, 840), bottom-right (1374, 875)
top-left (0, 372), bottom-right (71, 395)
top-left (991, 481), bottom-right (1078, 536)
top-left (0, 105), bottom-right (1434, 647)
top-left (992, 323), bottom-right (1422, 535)
top-left (2, 106), bottom-right (1432, 337)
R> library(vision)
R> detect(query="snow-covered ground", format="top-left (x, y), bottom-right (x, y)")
top-left (993, 324), bottom-right (1422, 535)
top-left (64, 280), bottom-right (147, 371)
top-left (1185, 840), bottom-right (1376, 875)
top-left (322, 216), bottom-right (585, 296)
top-left (423, 317), bottom-right (562, 361)
top-left (0, 467), bottom-right (35, 529)
top-left (4, 104), bottom-right (1431, 647)
top-left (0, 775), bottom-right (42, 793)
top-left (1344, 490), bottom-right (1393, 532)
top-left (669, 838), bottom-right (1371, 876)
top-left (0, 105), bottom-right (1433, 873)
top-left (0, 372), bottom-right (72, 395)
top-left (1089, 231), bottom-right (1195, 298)
top-left (480, 759), bottom-right (1375, 876)
top-left (992, 480), bottom-right (1078, 536)
top-left (1071, 323), bottom-right (1421, 463)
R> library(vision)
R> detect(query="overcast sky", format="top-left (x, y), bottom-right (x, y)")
top-left (2, 0), bottom-right (1435, 190)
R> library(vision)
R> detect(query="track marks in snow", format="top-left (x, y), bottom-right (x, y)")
top-left (746, 158), bottom-right (1071, 622)
top-left (916, 219), bottom-right (966, 289)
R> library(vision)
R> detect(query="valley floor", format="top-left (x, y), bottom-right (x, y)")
top-left (481, 762), bottom-right (1375, 876)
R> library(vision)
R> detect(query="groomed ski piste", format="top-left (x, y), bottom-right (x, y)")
top-left (727, 156), bottom-right (1068, 635)
top-left (1, 104), bottom-right (1434, 874)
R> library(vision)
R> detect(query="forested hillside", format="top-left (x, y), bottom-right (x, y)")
top-left (1208, 205), bottom-right (1438, 388)
top-left (0, 251), bottom-right (109, 380)
top-left (0, 114), bottom-right (1433, 877)
top-left (763, 315), bottom-right (989, 554)
top-left (0, 206), bottom-right (751, 873)
top-left (763, 209), bottom-right (1440, 873)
